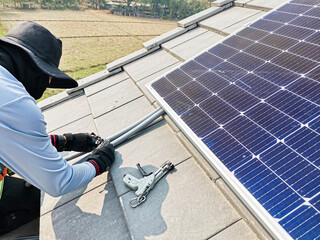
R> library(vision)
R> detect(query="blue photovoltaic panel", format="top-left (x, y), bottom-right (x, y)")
top-left (148, 1), bottom-right (320, 239)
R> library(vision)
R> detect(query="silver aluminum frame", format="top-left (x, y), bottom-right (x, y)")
top-left (147, 1), bottom-right (296, 239)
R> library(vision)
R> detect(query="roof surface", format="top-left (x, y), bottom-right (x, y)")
top-left (4, 1), bottom-right (289, 239)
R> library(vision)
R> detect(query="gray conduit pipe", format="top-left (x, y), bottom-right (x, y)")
top-left (111, 108), bottom-right (165, 147)
top-left (108, 107), bottom-right (163, 142)
top-left (65, 107), bottom-right (164, 161)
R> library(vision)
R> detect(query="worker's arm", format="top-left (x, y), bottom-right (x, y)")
top-left (0, 95), bottom-right (106, 197)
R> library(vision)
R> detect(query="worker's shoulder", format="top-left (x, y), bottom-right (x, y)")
top-left (0, 65), bottom-right (34, 108)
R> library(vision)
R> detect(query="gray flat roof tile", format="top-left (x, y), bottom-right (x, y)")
top-left (67, 68), bottom-right (122, 94)
top-left (209, 219), bottom-right (258, 240)
top-left (120, 158), bottom-right (241, 240)
top-left (234, 0), bottom-right (253, 7)
top-left (143, 24), bottom-right (197, 50)
top-left (85, 71), bottom-right (130, 97)
top-left (107, 47), bottom-right (160, 72)
top-left (246, 0), bottom-right (286, 10)
top-left (137, 62), bottom-right (181, 103)
top-left (47, 115), bottom-right (97, 135)
top-left (199, 7), bottom-right (262, 33)
top-left (110, 120), bottom-right (191, 196)
top-left (222, 10), bottom-right (265, 35)
top-left (94, 97), bottom-right (155, 138)
top-left (41, 165), bottom-right (111, 215)
top-left (43, 95), bottom-right (91, 133)
top-left (212, 0), bottom-right (234, 7)
top-left (124, 50), bottom-right (179, 82)
top-left (178, 4), bottom-right (233, 28)
top-left (167, 30), bottom-right (225, 61)
top-left (87, 79), bottom-right (143, 118)
top-left (162, 27), bottom-right (207, 50)
top-left (40, 181), bottom-right (130, 240)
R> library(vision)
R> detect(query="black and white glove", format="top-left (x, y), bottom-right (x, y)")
top-left (87, 140), bottom-right (115, 176)
top-left (50, 133), bottom-right (102, 152)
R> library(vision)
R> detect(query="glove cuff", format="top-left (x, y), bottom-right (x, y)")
top-left (87, 155), bottom-right (107, 176)
top-left (50, 135), bottom-right (66, 152)
top-left (62, 133), bottom-right (74, 151)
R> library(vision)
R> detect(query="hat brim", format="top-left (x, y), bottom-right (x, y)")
top-left (0, 36), bottom-right (78, 89)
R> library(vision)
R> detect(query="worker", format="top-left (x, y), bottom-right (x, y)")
top-left (0, 21), bottom-right (115, 235)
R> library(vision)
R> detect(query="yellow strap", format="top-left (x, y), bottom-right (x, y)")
top-left (0, 178), bottom-right (4, 200)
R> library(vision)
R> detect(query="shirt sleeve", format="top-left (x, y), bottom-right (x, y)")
top-left (0, 95), bottom-right (96, 197)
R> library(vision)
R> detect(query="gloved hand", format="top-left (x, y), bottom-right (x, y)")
top-left (50, 133), bottom-right (102, 152)
top-left (87, 140), bottom-right (115, 176)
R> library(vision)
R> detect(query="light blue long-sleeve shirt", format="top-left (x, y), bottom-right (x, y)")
top-left (0, 65), bottom-right (96, 197)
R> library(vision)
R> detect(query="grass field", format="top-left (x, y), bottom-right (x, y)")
top-left (0, 9), bottom-right (176, 101)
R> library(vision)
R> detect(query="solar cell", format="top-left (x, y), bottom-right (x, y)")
top-left (250, 19), bottom-right (283, 32)
top-left (166, 69), bottom-right (192, 87)
top-left (235, 74), bottom-right (280, 99)
top-left (151, 77), bottom-right (176, 97)
top-left (271, 52), bottom-right (318, 74)
top-left (287, 77), bottom-right (320, 105)
top-left (264, 11), bottom-right (298, 23)
top-left (266, 90), bottom-right (320, 123)
top-left (259, 34), bottom-right (298, 50)
top-left (290, 15), bottom-right (320, 30)
top-left (181, 106), bottom-right (219, 138)
top-left (180, 81), bottom-right (211, 104)
top-left (180, 60), bottom-right (207, 78)
top-left (307, 66), bottom-right (320, 82)
top-left (212, 62), bottom-right (248, 82)
top-left (244, 43), bottom-right (282, 61)
top-left (203, 129), bottom-right (253, 171)
top-left (306, 31), bottom-right (320, 45)
top-left (275, 24), bottom-right (315, 40)
top-left (310, 117), bottom-right (320, 134)
top-left (304, 6), bottom-right (320, 18)
top-left (163, 90), bottom-right (194, 115)
top-left (254, 62), bottom-right (300, 86)
top-left (277, 3), bottom-right (312, 14)
top-left (290, 0), bottom-right (319, 5)
top-left (236, 27), bottom-right (268, 41)
top-left (194, 52), bottom-right (224, 69)
top-left (200, 96), bottom-right (238, 124)
top-left (148, 1), bottom-right (320, 238)
top-left (208, 44), bottom-right (239, 59)
top-left (218, 84), bottom-right (260, 111)
top-left (246, 103), bottom-right (300, 139)
top-left (223, 35), bottom-right (254, 50)
top-left (196, 71), bottom-right (230, 93)
top-left (289, 41), bottom-right (320, 62)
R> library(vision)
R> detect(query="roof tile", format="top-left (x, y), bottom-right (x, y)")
top-left (199, 7), bottom-right (262, 34)
top-left (94, 97), bottom-right (155, 139)
top-left (164, 30), bottom-right (225, 61)
top-left (85, 71), bottom-right (130, 97)
top-left (40, 181), bottom-right (130, 240)
top-left (246, 0), bottom-right (287, 11)
top-left (178, 3), bottom-right (234, 28)
top-left (107, 46), bottom-right (160, 72)
top-left (87, 79), bottom-right (143, 118)
top-left (120, 158), bottom-right (241, 239)
top-left (43, 95), bottom-right (91, 132)
top-left (143, 24), bottom-right (197, 50)
top-left (222, 11), bottom-right (265, 35)
top-left (124, 50), bottom-right (179, 82)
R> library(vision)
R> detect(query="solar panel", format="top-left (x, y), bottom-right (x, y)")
top-left (147, 1), bottom-right (320, 239)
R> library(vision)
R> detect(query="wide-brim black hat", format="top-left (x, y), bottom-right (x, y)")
top-left (0, 21), bottom-right (78, 89)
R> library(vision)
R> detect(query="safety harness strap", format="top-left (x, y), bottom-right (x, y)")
top-left (0, 163), bottom-right (7, 199)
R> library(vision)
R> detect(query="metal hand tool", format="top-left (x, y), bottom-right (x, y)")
top-left (123, 161), bottom-right (175, 208)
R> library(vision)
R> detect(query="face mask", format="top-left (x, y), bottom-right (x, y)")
top-left (0, 44), bottom-right (49, 100)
